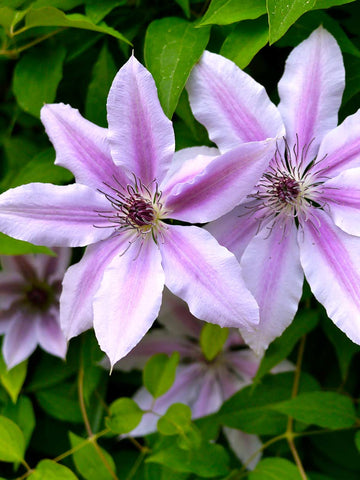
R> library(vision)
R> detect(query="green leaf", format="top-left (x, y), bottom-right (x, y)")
top-left (355, 430), bottom-right (360, 452)
top-left (1, 148), bottom-right (72, 190)
top-left (143, 352), bottom-right (180, 399)
top-left (322, 316), bottom-right (360, 380)
top-left (270, 391), bottom-right (356, 429)
top-left (36, 382), bottom-right (83, 423)
top-left (85, 43), bottom-right (117, 127)
top-left (27, 352), bottom-right (78, 392)
top-left (13, 42), bottom-right (66, 117)
top-left (200, 323), bottom-right (228, 361)
top-left (157, 403), bottom-right (192, 436)
top-left (24, 7), bottom-right (130, 43)
top-left (29, 459), bottom-right (79, 480)
top-left (147, 441), bottom-right (230, 477)
top-left (267, 0), bottom-right (316, 44)
top-left (0, 415), bottom-right (25, 463)
top-left (144, 17), bottom-right (210, 118)
top-left (31, 0), bottom-right (84, 9)
top-left (218, 372), bottom-right (320, 434)
top-left (0, 232), bottom-right (52, 255)
top-left (86, 0), bottom-right (126, 23)
top-left (175, 0), bottom-right (190, 18)
top-left (69, 431), bottom-right (116, 480)
top-left (254, 309), bottom-right (319, 383)
top-left (220, 16), bottom-right (268, 69)
top-left (0, 354), bottom-right (27, 403)
top-left (200, 0), bottom-right (266, 26)
top-left (2, 395), bottom-right (35, 447)
top-left (314, 0), bottom-right (355, 7)
top-left (106, 398), bottom-right (143, 434)
top-left (249, 457), bottom-right (303, 480)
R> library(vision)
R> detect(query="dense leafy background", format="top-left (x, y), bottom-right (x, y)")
top-left (0, 0), bottom-right (360, 479)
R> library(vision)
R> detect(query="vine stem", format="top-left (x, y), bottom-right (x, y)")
top-left (286, 335), bottom-right (307, 480)
top-left (78, 357), bottom-right (119, 480)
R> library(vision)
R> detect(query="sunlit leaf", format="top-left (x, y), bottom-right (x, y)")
top-left (0, 415), bottom-right (25, 463)
top-left (249, 457), bottom-right (303, 480)
top-left (106, 398), bottom-right (143, 434)
top-left (200, 0), bottom-right (266, 26)
top-left (143, 352), bottom-right (180, 399)
top-left (200, 323), bottom-right (228, 361)
top-left (29, 459), bottom-right (79, 480)
top-left (0, 353), bottom-right (27, 403)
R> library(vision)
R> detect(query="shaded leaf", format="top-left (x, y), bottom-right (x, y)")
top-left (200, 0), bottom-right (266, 26)
top-left (220, 16), bottom-right (268, 69)
top-left (13, 42), bottom-right (66, 117)
top-left (144, 17), bottom-right (210, 118)
top-left (175, 0), bottom-right (190, 18)
top-left (2, 395), bottom-right (35, 447)
top-left (85, 0), bottom-right (126, 23)
top-left (271, 391), bottom-right (356, 429)
top-left (143, 352), bottom-right (179, 399)
top-left (36, 382), bottom-right (83, 423)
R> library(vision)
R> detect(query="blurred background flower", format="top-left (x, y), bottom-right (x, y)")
top-left (0, 248), bottom-right (70, 369)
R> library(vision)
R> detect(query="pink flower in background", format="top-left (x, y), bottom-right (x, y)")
top-left (187, 26), bottom-right (360, 354)
top-left (0, 56), bottom-right (277, 367)
top-left (116, 290), bottom-right (292, 469)
top-left (0, 249), bottom-right (70, 368)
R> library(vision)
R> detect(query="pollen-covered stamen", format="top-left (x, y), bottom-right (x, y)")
top-left (95, 175), bottom-right (165, 238)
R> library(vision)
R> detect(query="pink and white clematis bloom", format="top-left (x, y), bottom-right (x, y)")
top-left (0, 56), bottom-right (277, 366)
top-left (187, 26), bottom-right (360, 354)
top-left (0, 249), bottom-right (69, 368)
top-left (116, 290), bottom-right (292, 469)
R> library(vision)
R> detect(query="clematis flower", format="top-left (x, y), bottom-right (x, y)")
top-left (0, 56), bottom-right (277, 367)
top-left (187, 26), bottom-right (360, 353)
top-left (115, 290), bottom-right (292, 469)
top-left (0, 249), bottom-right (70, 369)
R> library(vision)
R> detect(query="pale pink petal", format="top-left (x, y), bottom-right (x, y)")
top-left (41, 104), bottom-right (124, 190)
top-left (187, 50), bottom-right (284, 153)
top-left (191, 371), bottom-right (223, 418)
top-left (0, 310), bottom-right (15, 334)
top-left (164, 140), bottom-right (276, 223)
top-left (300, 209), bottom-right (360, 345)
top-left (130, 364), bottom-right (202, 437)
top-left (223, 428), bottom-right (262, 470)
top-left (224, 350), bottom-right (262, 382)
top-left (159, 225), bottom-right (259, 334)
top-left (37, 310), bottom-right (67, 359)
top-left (40, 247), bottom-right (72, 282)
top-left (321, 167), bottom-right (360, 236)
top-left (217, 366), bottom-right (246, 399)
top-left (0, 183), bottom-right (110, 247)
top-left (314, 109), bottom-right (360, 178)
top-left (206, 202), bottom-right (267, 261)
top-left (3, 313), bottom-right (38, 368)
top-left (0, 274), bottom-right (26, 309)
top-left (107, 55), bottom-right (175, 185)
top-left (115, 329), bottom-right (196, 372)
top-left (1, 255), bottom-right (37, 280)
top-left (160, 146), bottom-right (219, 193)
top-left (278, 26), bottom-right (344, 165)
top-left (158, 289), bottom-right (203, 340)
top-left (60, 234), bottom-right (124, 340)
top-left (93, 238), bottom-right (165, 367)
top-left (241, 223), bottom-right (304, 355)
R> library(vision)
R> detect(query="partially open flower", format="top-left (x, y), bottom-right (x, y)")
top-left (0, 249), bottom-right (70, 368)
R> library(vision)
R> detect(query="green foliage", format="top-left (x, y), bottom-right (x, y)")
top-left (271, 391), bottom-right (356, 429)
top-left (144, 17), bottom-right (210, 118)
top-left (69, 431), bottom-right (116, 480)
top-left (0, 353), bottom-right (27, 402)
top-left (143, 352), bottom-right (180, 399)
top-left (157, 403), bottom-right (192, 436)
top-left (29, 459), bottom-right (79, 480)
top-left (106, 397), bottom-right (143, 434)
top-left (13, 42), bottom-right (66, 117)
top-left (0, 415), bottom-right (25, 462)
top-left (200, 323), bottom-right (228, 361)
top-left (200, 0), bottom-right (266, 26)
top-left (249, 457), bottom-right (303, 479)
top-left (1, 395), bottom-right (35, 446)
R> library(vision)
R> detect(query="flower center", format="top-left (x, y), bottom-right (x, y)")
top-left (25, 281), bottom-right (54, 311)
top-left (248, 139), bottom-right (325, 229)
top-left (96, 175), bottom-right (165, 240)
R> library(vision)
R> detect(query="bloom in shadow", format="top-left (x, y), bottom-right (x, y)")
top-left (0, 56), bottom-right (277, 366)
top-left (0, 249), bottom-right (70, 368)
top-left (187, 26), bottom-right (360, 353)
top-left (115, 290), bottom-right (292, 469)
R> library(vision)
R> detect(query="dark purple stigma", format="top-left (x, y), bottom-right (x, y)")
top-left (273, 176), bottom-right (300, 204)
top-left (26, 284), bottom-right (52, 310)
top-left (125, 194), bottom-right (155, 227)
